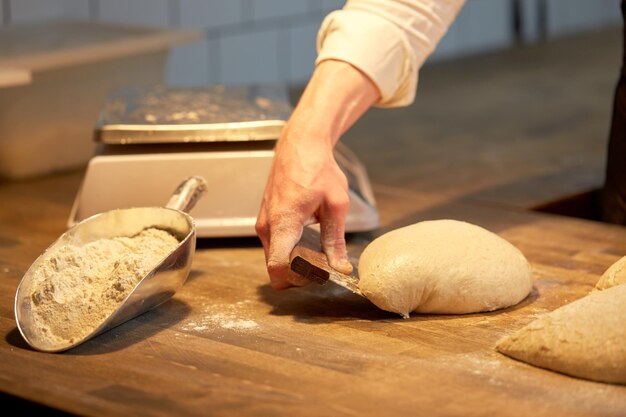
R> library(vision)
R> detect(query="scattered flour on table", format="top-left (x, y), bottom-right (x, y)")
top-left (27, 228), bottom-right (179, 346)
top-left (181, 300), bottom-right (260, 333)
top-left (432, 353), bottom-right (508, 386)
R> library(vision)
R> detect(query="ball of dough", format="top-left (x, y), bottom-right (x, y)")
top-left (357, 219), bottom-right (533, 318)
top-left (495, 284), bottom-right (626, 385)
top-left (596, 255), bottom-right (626, 291)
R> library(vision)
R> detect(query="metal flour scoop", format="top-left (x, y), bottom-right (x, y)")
top-left (14, 175), bottom-right (207, 353)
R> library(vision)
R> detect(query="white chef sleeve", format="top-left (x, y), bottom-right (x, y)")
top-left (316, 0), bottom-right (466, 108)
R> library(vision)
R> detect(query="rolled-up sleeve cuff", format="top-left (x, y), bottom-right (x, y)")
top-left (316, 9), bottom-right (417, 108)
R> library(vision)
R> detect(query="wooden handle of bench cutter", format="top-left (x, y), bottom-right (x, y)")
top-left (289, 227), bottom-right (332, 285)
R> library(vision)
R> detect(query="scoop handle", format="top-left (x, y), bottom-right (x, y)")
top-left (166, 176), bottom-right (208, 213)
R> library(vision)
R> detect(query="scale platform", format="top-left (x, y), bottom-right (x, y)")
top-left (68, 84), bottom-right (380, 238)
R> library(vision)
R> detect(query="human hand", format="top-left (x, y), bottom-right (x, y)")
top-left (255, 116), bottom-right (354, 290)
top-left (255, 60), bottom-right (380, 290)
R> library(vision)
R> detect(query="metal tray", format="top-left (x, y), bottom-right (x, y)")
top-left (94, 84), bottom-right (292, 144)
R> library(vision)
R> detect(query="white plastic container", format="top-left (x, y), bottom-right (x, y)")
top-left (0, 20), bottom-right (201, 180)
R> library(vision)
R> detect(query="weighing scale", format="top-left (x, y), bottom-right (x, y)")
top-left (68, 84), bottom-right (380, 238)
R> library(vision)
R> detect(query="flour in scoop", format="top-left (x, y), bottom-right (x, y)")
top-left (27, 228), bottom-right (179, 346)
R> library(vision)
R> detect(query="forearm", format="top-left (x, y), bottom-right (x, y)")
top-left (287, 59), bottom-right (380, 150)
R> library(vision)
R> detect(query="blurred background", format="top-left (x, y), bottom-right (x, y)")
top-left (1, 0), bottom-right (621, 88)
top-left (0, 0), bottom-right (622, 183)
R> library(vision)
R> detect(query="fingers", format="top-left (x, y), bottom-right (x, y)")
top-left (255, 207), bottom-right (271, 263)
top-left (256, 215), bottom-right (310, 290)
top-left (319, 191), bottom-right (353, 275)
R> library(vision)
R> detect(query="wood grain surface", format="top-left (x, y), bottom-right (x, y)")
top-left (1, 171), bottom-right (625, 416)
top-left (1, 28), bottom-right (625, 417)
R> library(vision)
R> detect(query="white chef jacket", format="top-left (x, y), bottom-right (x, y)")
top-left (316, 0), bottom-right (466, 107)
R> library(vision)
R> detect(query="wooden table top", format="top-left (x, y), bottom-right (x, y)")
top-left (1, 28), bottom-right (625, 417)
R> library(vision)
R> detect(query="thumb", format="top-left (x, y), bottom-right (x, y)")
top-left (267, 224), bottom-right (312, 290)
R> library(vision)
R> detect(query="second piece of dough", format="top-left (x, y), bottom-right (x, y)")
top-left (495, 284), bottom-right (626, 384)
top-left (595, 255), bottom-right (626, 291)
